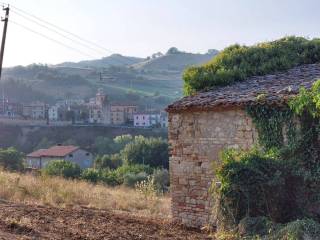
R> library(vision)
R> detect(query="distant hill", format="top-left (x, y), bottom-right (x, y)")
top-left (2, 48), bottom-right (218, 109)
top-left (132, 48), bottom-right (219, 72)
top-left (58, 54), bottom-right (145, 68)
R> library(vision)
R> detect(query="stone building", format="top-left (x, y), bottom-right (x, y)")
top-left (23, 101), bottom-right (48, 120)
top-left (88, 89), bottom-right (111, 124)
top-left (110, 103), bottom-right (137, 125)
top-left (166, 63), bottom-right (320, 228)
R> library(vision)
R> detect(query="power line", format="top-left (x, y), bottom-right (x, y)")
top-left (1, 2), bottom-right (139, 66)
top-left (11, 9), bottom-right (106, 55)
top-left (10, 19), bottom-right (96, 58)
top-left (8, 4), bottom-right (113, 54)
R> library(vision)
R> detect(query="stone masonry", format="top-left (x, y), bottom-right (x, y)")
top-left (168, 108), bottom-right (258, 227)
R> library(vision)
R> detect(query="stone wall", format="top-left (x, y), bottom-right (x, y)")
top-left (168, 108), bottom-right (258, 228)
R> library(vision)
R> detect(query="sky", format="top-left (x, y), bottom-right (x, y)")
top-left (0, 0), bottom-right (319, 67)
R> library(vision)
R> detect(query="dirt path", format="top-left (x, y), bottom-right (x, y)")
top-left (0, 202), bottom-right (211, 240)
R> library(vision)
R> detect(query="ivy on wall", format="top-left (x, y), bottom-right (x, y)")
top-left (214, 80), bottom-right (320, 238)
top-left (245, 105), bottom-right (295, 150)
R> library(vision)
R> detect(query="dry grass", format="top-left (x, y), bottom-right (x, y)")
top-left (0, 170), bottom-right (171, 218)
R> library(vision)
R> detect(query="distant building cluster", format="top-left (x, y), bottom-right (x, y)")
top-left (0, 89), bottom-right (168, 128)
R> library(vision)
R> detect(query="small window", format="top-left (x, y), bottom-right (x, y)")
top-left (86, 152), bottom-right (90, 156)
top-left (69, 154), bottom-right (73, 158)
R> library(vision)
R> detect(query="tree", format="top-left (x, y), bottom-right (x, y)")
top-left (166, 47), bottom-right (181, 55)
top-left (113, 134), bottom-right (133, 150)
top-left (93, 136), bottom-right (117, 155)
top-left (94, 154), bottom-right (122, 170)
top-left (121, 136), bottom-right (169, 168)
top-left (43, 160), bottom-right (81, 178)
top-left (0, 147), bottom-right (24, 171)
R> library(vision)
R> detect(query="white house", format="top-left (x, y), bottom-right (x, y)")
top-left (133, 112), bottom-right (161, 127)
top-left (48, 105), bottom-right (59, 121)
top-left (26, 145), bottom-right (93, 169)
top-left (160, 111), bottom-right (168, 128)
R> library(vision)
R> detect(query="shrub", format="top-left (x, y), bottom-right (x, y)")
top-left (93, 136), bottom-right (117, 155)
top-left (215, 149), bottom-right (299, 227)
top-left (135, 176), bottom-right (158, 199)
top-left (113, 164), bottom-right (153, 184)
top-left (80, 168), bottom-right (100, 183)
top-left (80, 164), bottom-right (153, 187)
top-left (123, 172), bottom-right (148, 187)
top-left (237, 217), bottom-right (275, 237)
top-left (43, 160), bottom-right (81, 179)
top-left (152, 168), bottom-right (170, 192)
top-left (0, 147), bottom-right (24, 171)
top-left (271, 218), bottom-right (320, 240)
top-left (99, 170), bottom-right (120, 186)
top-left (94, 154), bottom-right (122, 170)
top-left (121, 136), bottom-right (169, 168)
top-left (183, 36), bottom-right (320, 95)
top-left (113, 134), bottom-right (133, 150)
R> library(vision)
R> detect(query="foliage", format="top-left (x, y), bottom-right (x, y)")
top-left (113, 164), bottom-right (153, 184)
top-left (237, 216), bottom-right (276, 237)
top-left (246, 105), bottom-right (295, 149)
top-left (271, 218), bottom-right (320, 240)
top-left (216, 149), bottom-right (298, 227)
top-left (183, 36), bottom-right (320, 95)
top-left (123, 172), bottom-right (148, 187)
top-left (98, 170), bottom-right (121, 186)
top-left (113, 134), bottom-right (133, 145)
top-left (80, 164), bottom-right (153, 187)
top-left (216, 80), bottom-right (320, 238)
top-left (152, 168), bottom-right (170, 192)
top-left (43, 160), bottom-right (81, 179)
top-left (0, 147), bottom-right (24, 171)
top-left (289, 79), bottom-right (320, 117)
top-left (113, 134), bottom-right (133, 151)
top-left (80, 168), bottom-right (100, 183)
top-left (94, 154), bottom-right (123, 170)
top-left (135, 176), bottom-right (158, 199)
top-left (93, 136), bottom-right (118, 155)
top-left (121, 136), bottom-right (169, 168)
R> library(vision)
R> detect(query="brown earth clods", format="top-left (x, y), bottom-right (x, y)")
top-left (0, 201), bottom-right (211, 240)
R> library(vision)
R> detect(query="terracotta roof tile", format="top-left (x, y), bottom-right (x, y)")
top-left (27, 146), bottom-right (79, 158)
top-left (166, 63), bottom-right (320, 112)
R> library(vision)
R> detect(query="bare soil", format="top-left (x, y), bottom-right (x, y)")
top-left (0, 201), bottom-right (211, 240)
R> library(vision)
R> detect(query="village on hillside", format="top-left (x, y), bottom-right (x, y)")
top-left (0, 1), bottom-right (319, 239)
top-left (0, 88), bottom-right (168, 128)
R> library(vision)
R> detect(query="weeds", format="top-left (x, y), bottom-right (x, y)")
top-left (0, 170), bottom-right (171, 218)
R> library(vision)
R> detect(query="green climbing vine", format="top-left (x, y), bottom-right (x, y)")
top-left (214, 80), bottom-right (320, 238)
top-left (245, 104), bottom-right (295, 150)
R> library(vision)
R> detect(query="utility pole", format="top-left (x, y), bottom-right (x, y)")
top-left (0, 5), bottom-right (9, 80)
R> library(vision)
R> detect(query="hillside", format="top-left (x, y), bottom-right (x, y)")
top-left (2, 48), bottom-right (218, 109)
top-left (58, 53), bottom-right (145, 68)
top-left (132, 48), bottom-right (218, 72)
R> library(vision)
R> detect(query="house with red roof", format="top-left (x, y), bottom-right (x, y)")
top-left (26, 145), bottom-right (93, 169)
